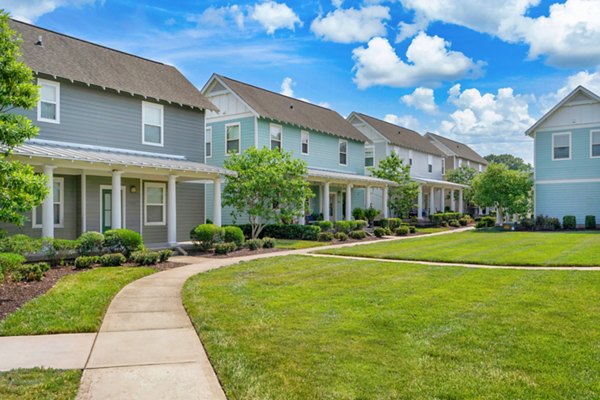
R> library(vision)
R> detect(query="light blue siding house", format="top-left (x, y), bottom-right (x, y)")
top-left (201, 75), bottom-right (392, 224)
top-left (526, 86), bottom-right (600, 227)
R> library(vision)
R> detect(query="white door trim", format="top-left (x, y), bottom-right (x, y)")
top-left (99, 185), bottom-right (126, 231)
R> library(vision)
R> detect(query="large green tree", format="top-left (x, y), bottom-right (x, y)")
top-left (0, 11), bottom-right (48, 225)
top-left (369, 152), bottom-right (419, 218)
top-left (484, 154), bottom-right (532, 173)
top-left (223, 147), bottom-right (313, 239)
top-left (471, 163), bottom-right (533, 223)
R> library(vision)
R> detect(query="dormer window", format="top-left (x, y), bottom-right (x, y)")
top-left (38, 79), bottom-right (60, 123)
top-left (142, 102), bottom-right (163, 146)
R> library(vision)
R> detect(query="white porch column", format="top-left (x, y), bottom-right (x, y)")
top-left (167, 175), bottom-right (177, 246)
top-left (429, 186), bottom-right (435, 215)
top-left (319, 185), bottom-right (323, 213)
top-left (111, 170), bottom-right (123, 230)
top-left (345, 184), bottom-right (352, 221)
top-left (417, 185), bottom-right (423, 220)
top-left (299, 199), bottom-right (306, 225)
top-left (459, 189), bottom-right (464, 213)
top-left (496, 208), bottom-right (502, 225)
top-left (323, 182), bottom-right (330, 221)
top-left (42, 165), bottom-right (56, 238)
top-left (450, 189), bottom-right (456, 212)
top-left (81, 172), bottom-right (86, 233)
top-left (440, 187), bottom-right (445, 213)
top-left (382, 185), bottom-right (389, 218)
top-left (365, 186), bottom-right (371, 208)
top-left (213, 177), bottom-right (222, 227)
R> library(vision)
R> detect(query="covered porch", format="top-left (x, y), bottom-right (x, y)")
top-left (412, 177), bottom-right (468, 220)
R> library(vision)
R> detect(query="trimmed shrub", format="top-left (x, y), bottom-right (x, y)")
top-left (354, 220), bottom-right (368, 230)
top-left (352, 208), bottom-right (365, 221)
top-left (159, 249), bottom-right (173, 263)
top-left (104, 229), bottom-right (143, 257)
top-left (246, 239), bottom-right (263, 250)
top-left (236, 224), bottom-right (321, 241)
top-left (214, 242), bottom-right (237, 255)
top-left (409, 225), bottom-right (416, 234)
top-left (334, 232), bottom-right (348, 241)
top-left (448, 219), bottom-right (461, 228)
top-left (190, 224), bottom-right (224, 251)
top-left (335, 221), bottom-right (356, 234)
top-left (373, 227), bottom-right (386, 238)
top-left (585, 215), bottom-right (596, 230)
top-left (364, 207), bottom-right (379, 225)
top-left (77, 231), bottom-right (104, 255)
top-left (99, 253), bottom-right (126, 267)
top-left (563, 215), bottom-right (577, 230)
top-left (0, 253), bottom-right (25, 283)
top-left (534, 215), bottom-right (561, 231)
top-left (458, 218), bottom-right (468, 227)
top-left (317, 220), bottom-right (333, 232)
top-left (395, 226), bottom-right (409, 236)
top-left (349, 230), bottom-right (366, 240)
top-left (318, 232), bottom-right (334, 242)
top-left (12, 262), bottom-right (50, 282)
top-left (478, 216), bottom-right (496, 228)
top-left (383, 227), bottom-right (393, 236)
top-left (131, 249), bottom-right (160, 266)
top-left (0, 234), bottom-right (43, 255)
top-left (74, 256), bottom-right (99, 269)
top-left (223, 226), bottom-right (245, 248)
top-left (380, 218), bottom-right (403, 230)
top-left (262, 237), bottom-right (276, 248)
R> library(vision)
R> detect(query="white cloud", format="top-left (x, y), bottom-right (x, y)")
top-left (541, 69), bottom-right (600, 110)
top-left (401, 87), bottom-right (438, 114)
top-left (278, 77), bottom-right (331, 108)
top-left (311, 6), bottom-right (390, 44)
top-left (332, 0), bottom-right (343, 8)
top-left (191, 5), bottom-right (245, 30)
top-left (384, 114), bottom-right (420, 131)
top-left (251, 1), bottom-right (302, 34)
top-left (3, 0), bottom-right (100, 23)
top-left (352, 32), bottom-right (484, 89)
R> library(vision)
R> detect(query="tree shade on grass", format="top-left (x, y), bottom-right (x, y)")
top-left (0, 267), bottom-right (155, 336)
top-left (0, 368), bottom-right (81, 400)
top-left (183, 255), bottom-right (600, 399)
top-left (318, 230), bottom-right (600, 266)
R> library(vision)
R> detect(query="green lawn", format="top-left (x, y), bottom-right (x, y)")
top-left (0, 267), bottom-right (155, 336)
top-left (274, 239), bottom-right (326, 250)
top-left (415, 226), bottom-right (450, 234)
top-left (318, 229), bottom-right (600, 266)
top-left (183, 255), bottom-right (600, 399)
top-left (0, 368), bottom-right (81, 400)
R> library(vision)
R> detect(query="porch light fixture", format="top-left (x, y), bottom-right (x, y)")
top-left (130, 185), bottom-right (137, 193)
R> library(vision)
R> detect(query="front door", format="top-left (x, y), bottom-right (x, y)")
top-left (101, 188), bottom-right (125, 233)
top-left (329, 193), bottom-right (337, 221)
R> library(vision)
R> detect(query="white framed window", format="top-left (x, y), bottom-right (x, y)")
top-left (442, 158), bottom-right (446, 174)
top-left (591, 130), bottom-right (600, 158)
top-left (37, 79), bottom-right (60, 123)
top-left (301, 130), bottom-right (309, 155)
top-left (225, 123), bottom-right (240, 155)
top-left (339, 139), bottom-right (348, 166)
top-left (33, 177), bottom-right (64, 228)
top-left (408, 150), bottom-right (413, 166)
top-left (144, 182), bottom-right (166, 226)
top-left (270, 123), bottom-right (282, 150)
top-left (364, 145), bottom-right (374, 167)
top-left (458, 158), bottom-right (463, 167)
top-left (478, 164), bottom-right (483, 172)
top-left (466, 160), bottom-right (471, 167)
top-left (142, 101), bottom-right (164, 146)
top-left (205, 126), bottom-right (212, 158)
top-left (428, 155), bottom-right (433, 173)
top-left (552, 132), bottom-right (571, 160)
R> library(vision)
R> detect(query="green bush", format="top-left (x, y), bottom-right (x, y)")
top-left (214, 242), bottom-right (237, 255)
top-left (104, 229), bottom-right (143, 256)
top-left (585, 215), bottom-right (596, 230)
top-left (0, 252), bottom-right (25, 283)
top-left (0, 234), bottom-right (43, 255)
top-left (349, 230), bottom-right (366, 240)
top-left (409, 225), bottom-right (416, 234)
top-left (223, 226), bottom-right (245, 248)
top-left (448, 219), bottom-right (461, 228)
top-left (12, 262), bottom-right (50, 282)
top-left (534, 215), bottom-right (561, 231)
top-left (354, 220), bottom-right (368, 230)
top-left (373, 227), bottom-right (386, 238)
top-left (246, 239), bottom-right (263, 250)
top-left (364, 207), bottom-right (379, 225)
top-left (335, 220), bottom-right (356, 234)
top-left (352, 208), bottom-right (365, 221)
top-left (563, 215), bottom-right (577, 230)
top-left (383, 227), bottom-right (393, 236)
top-left (262, 237), bottom-right (276, 248)
top-left (395, 226), bottom-right (409, 236)
top-left (334, 232), bottom-right (348, 241)
top-left (74, 256), bottom-right (99, 269)
top-left (318, 232), bottom-right (334, 242)
top-left (190, 224), bottom-right (224, 251)
top-left (458, 218), bottom-right (468, 226)
top-left (99, 253), bottom-right (126, 267)
top-left (317, 220), bottom-right (333, 232)
top-left (479, 216), bottom-right (496, 228)
top-left (77, 231), bottom-right (104, 255)
top-left (159, 249), bottom-right (173, 263)
top-left (380, 218), bottom-right (403, 230)
top-left (131, 249), bottom-right (160, 265)
top-left (236, 224), bottom-right (321, 241)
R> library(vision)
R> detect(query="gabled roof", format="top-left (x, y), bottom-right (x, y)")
top-left (206, 75), bottom-right (370, 143)
top-left (525, 85), bottom-right (600, 136)
top-left (9, 19), bottom-right (217, 111)
top-left (425, 132), bottom-right (488, 165)
top-left (350, 112), bottom-right (443, 156)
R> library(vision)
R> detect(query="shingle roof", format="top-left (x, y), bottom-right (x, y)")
top-left (10, 19), bottom-right (217, 111)
top-left (426, 132), bottom-right (488, 165)
top-left (215, 75), bottom-right (370, 143)
top-left (352, 113), bottom-right (443, 156)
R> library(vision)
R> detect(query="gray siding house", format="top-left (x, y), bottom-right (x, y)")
top-left (2, 20), bottom-right (228, 245)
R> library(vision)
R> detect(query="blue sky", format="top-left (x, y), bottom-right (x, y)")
top-left (5, 0), bottom-right (600, 163)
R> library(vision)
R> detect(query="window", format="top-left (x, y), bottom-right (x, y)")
top-left (408, 150), bottom-right (413, 166)
top-left (591, 130), bottom-right (600, 158)
top-left (301, 130), bottom-right (309, 154)
top-left (142, 102), bottom-right (164, 146)
top-left (33, 178), bottom-right (64, 228)
top-left (553, 132), bottom-right (571, 160)
top-left (205, 126), bottom-right (212, 158)
top-left (364, 145), bottom-right (374, 167)
top-left (466, 160), bottom-right (471, 167)
top-left (442, 158), bottom-right (446, 175)
top-left (144, 183), bottom-right (166, 225)
top-left (478, 164), bottom-right (483, 172)
top-left (458, 158), bottom-right (463, 167)
top-left (270, 124), bottom-right (282, 150)
top-left (38, 79), bottom-right (60, 123)
top-left (339, 139), bottom-right (348, 165)
top-left (428, 155), bottom-right (433, 173)
top-left (226, 123), bottom-right (240, 154)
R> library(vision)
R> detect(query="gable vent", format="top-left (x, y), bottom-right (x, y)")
top-left (35, 35), bottom-right (43, 46)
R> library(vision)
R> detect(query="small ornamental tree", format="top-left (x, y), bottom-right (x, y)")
top-left (223, 147), bottom-right (314, 239)
top-left (446, 165), bottom-right (478, 205)
top-left (369, 152), bottom-right (419, 218)
top-left (0, 11), bottom-right (48, 225)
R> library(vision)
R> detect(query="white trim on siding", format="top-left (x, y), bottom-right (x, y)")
top-left (590, 130), bottom-right (600, 159)
top-left (99, 185), bottom-right (126, 230)
top-left (144, 182), bottom-right (166, 226)
top-left (552, 132), bottom-right (571, 161)
top-left (224, 122), bottom-right (241, 156)
top-left (33, 177), bottom-right (64, 228)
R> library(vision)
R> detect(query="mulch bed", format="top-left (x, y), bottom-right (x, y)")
top-left (0, 261), bottom-right (189, 321)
